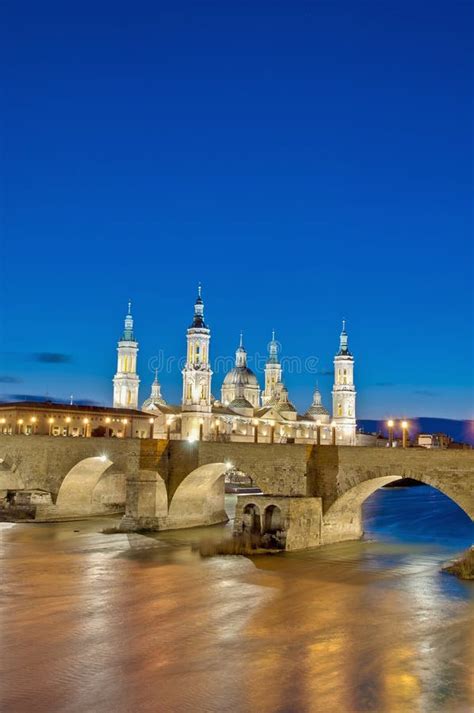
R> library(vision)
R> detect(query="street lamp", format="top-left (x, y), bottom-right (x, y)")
top-left (253, 419), bottom-right (259, 443)
top-left (331, 421), bottom-right (337, 446)
top-left (83, 417), bottom-right (89, 438)
top-left (387, 419), bottom-right (394, 447)
top-left (401, 420), bottom-right (409, 449)
top-left (149, 417), bottom-right (154, 439)
top-left (316, 419), bottom-right (321, 446)
top-left (48, 417), bottom-right (54, 436)
top-left (17, 418), bottom-right (24, 434)
top-left (199, 418), bottom-right (204, 441)
top-left (65, 416), bottom-right (71, 436)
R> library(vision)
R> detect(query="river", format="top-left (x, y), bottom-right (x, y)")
top-left (0, 485), bottom-right (472, 713)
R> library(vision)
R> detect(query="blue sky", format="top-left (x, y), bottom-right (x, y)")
top-left (1, 0), bottom-right (472, 419)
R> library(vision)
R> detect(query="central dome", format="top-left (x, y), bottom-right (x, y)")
top-left (223, 366), bottom-right (259, 387)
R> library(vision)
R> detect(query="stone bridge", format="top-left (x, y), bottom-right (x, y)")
top-left (0, 436), bottom-right (472, 548)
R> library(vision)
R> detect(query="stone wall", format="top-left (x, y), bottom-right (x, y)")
top-left (308, 446), bottom-right (474, 518)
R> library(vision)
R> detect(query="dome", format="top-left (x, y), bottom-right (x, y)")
top-left (229, 396), bottom-right (254, 410)
top-left (305, 388), bottom-right (329, 419)
top-left (223, 366), bottom-right (259, 387)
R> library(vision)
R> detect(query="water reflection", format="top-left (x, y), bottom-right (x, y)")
top-left (0, 486), bottom-right (472, 712)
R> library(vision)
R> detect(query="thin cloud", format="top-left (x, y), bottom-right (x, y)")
top-left (2, 393), bottom-right (102, 406)
top-left (317, 369), bottom-right (334, 377)
top-left (33, 353), bottom-right (73, 364)
top-left (0, 376), bottom-right (23, 384)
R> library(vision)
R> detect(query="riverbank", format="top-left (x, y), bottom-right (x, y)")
top-left (442, 547), bottom-right (474, 580)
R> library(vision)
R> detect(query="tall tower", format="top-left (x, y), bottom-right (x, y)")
top-left (182, 285), bottom-right (212, 412)
top-left (332, 320), bottom-right (356, 444)
top-left (262, 331), bottom-right (282, 405)
top-left (113, 300), bottom-right (140, 409)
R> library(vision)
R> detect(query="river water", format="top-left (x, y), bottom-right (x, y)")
top-left (0, 485), bottom-right (472, 713)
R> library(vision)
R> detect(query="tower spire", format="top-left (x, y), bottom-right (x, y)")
top-left (191, 283), bottom-right (206, 328)
top-left (268, 330), bottom-right (279, 364)
top-left (338, 318), bottom-right (350, 355)
top-left (235, 332), bottom-right (247, 368)
top-left (122, 300), bottom-right (134, 341)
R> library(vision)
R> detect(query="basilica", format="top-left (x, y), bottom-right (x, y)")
top-left (113, 288), bottom-right (357, 445)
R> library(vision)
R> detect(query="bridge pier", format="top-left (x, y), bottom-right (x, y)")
top-left (234, 495), bottom-right (323, 551)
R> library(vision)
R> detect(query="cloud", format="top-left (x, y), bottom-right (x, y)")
top-left (1, 393), bottom-right (102, 406)
top-left (0, 376), bottom-right (23, 384)
top-left (317, 369), bottom-right (334, 377)
top-left (33, 353), bottom-right (73, 364)
top-left (3, 393), bottom-right (57, 402)
top-left (375, 382), bottom-right (395, 387)
top-left (413, 389), bottom-right (436, 397)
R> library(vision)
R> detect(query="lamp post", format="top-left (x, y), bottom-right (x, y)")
top-left (48, 417), bottom-right (54, 436)
top-left (149, 418), bottom-right (154, 439)
top-left (316, 420), bottom-right (321, 446)
top-left (31, 416), bottom-right (37, 435)
top-left (199, 419), bottom-right (204, 441)
top-left (83, 418), bottom-right (90, 438)
top-left (253, 419), bottom-right (258, 443)
top-left (331, 421), bottom-right (337, 446)
top-left (270, 421), bottom-right (275, 444)
top-left (401, 420), bottom-right (409, 448)
top-left (17, 418), bottom-right (23, 435)
top-left (65, 416), bottom-right (71, 436)
top-left (215, 419), bottom-right (220, 440)
top-left (387, 419), bottom-right (394, 447)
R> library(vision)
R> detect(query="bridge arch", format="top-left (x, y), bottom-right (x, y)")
top-left (56, 456), bottom-right (118, 514)
top-left (322, 473), bottom-right (473, 544)
top-left (167, 462), bottom-right (229, 528)
top-left (242, 503), bottom-right (261, 535)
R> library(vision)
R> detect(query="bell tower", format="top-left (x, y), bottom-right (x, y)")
top-left (262, 331), bottom-right (282, 405)
top-left (113, 300), bottom-right (140, 409)
top-left (332, 320), bottom-right (356, 444)
top-left (182, 285), bottom-right (212, 412)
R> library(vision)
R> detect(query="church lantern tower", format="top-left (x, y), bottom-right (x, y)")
top-left (182, 285), bottom-right (212, 412)
top-left (332, 320), bottom-right (356, 444)
top-left (262, 331), bottom-right (282, 405)
top-left (113, 301), bottom-right (140, 409)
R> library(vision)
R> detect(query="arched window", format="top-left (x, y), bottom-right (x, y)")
top-left (243, 504), bottom-right (261, 535)
top-left (263, 505), bottom-right (282, 533)
top-left (338, 403), bottom-right (343, 416)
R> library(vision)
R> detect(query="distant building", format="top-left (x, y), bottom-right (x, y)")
top-left (0, 402), bottom-right (153, 439)
top-left (418, 432), bottom-right (453, 449)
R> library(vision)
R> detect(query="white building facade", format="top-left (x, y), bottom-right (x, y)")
top-left (113, 301), bottom-right (140, 409)
top-left (113, 289), bottom-right (358, 444)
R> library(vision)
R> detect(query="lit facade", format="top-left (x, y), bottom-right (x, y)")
top-left (113, 301), bottom-right (140, 409)
top-left (0, 402), bottom-right (152, 439)
top-left (139, 288), bottom-right (358, 445)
